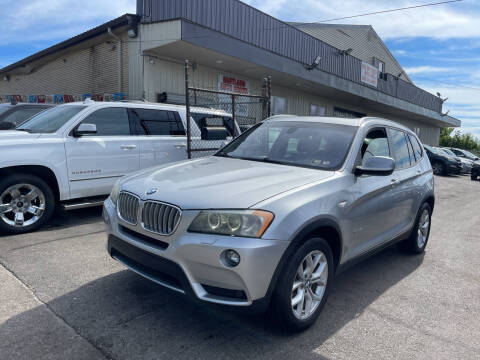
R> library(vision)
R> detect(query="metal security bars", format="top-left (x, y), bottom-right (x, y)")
top-left (184, 60), bottom-right (271, 159)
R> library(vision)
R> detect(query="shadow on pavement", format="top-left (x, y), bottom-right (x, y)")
top-left (45, 206), bottom-right (104, 230)
top-left (1, 246), bottom-right (424, 360)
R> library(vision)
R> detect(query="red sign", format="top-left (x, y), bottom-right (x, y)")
top-left (218, 75), bottom-right (249, 94)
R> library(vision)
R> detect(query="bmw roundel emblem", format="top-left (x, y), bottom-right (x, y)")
top-left (145, 188), bottom-right (158, 196)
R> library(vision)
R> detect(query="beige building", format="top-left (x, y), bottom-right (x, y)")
top-left (0, 0), bottom-right (460, 145)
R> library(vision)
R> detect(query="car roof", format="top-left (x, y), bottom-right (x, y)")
top-left (58, 100), bottom-right (232, 116)
top-left (264, 115), bottom-right (415, 134)
top-left (0, 102), bottom-right (53, 107)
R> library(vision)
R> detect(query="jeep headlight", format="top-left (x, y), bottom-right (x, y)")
top-left (110, 180), bottom-right (121, 205)
top-left (188, 210), bottom-right (274, 238)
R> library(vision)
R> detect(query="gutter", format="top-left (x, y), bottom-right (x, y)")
top-left (107, 27), bottom-right (122, 94)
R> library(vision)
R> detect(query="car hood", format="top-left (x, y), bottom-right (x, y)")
top-left (121, 156), bottom-right (334, 209)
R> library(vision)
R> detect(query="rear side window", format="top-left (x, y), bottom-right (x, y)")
top-left (388, 129), bottom-right (411, 169)
top-left (192, 113), bottom-right (234, 136)
top-left (409, 134), bottom-right (423, 161)
top-left (80, 108), bottom-right (130, 136)
top-left (406, 135), bottom-right (416, 164)
top-left (133, 109), bottom-right (185, 136)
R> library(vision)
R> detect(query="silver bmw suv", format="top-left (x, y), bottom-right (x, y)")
top-left (103, 116), bottom-right (434, 332)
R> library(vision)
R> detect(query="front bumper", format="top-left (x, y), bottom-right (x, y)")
top-left (103, 198), bottom-right (288, 306)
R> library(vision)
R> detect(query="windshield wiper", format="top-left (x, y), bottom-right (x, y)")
top-left (215, 150), bottom-right (232, 158)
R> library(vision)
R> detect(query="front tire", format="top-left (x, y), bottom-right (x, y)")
top-left (472, 173), bottom-right (478, 181)
top-left (400, 202), bottom-right (432, 254)
top-left (268, 238), bottom-right (334, 332)
top-left (0, 174), bottom-right (56, 234)
top-left (432, 162), bottom-right (446, 176)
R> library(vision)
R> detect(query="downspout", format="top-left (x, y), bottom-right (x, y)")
top-left (107, 27), bottom-right (122, 94)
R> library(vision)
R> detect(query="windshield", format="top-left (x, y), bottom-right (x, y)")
top-left (216, 121), bottom-right (358, 170)
top-left (17, 105), bottom-right (86, 133)
top-left (461, 149), bottom-right (478, 158)
top-left (442, 148), bottom-right (456, 156)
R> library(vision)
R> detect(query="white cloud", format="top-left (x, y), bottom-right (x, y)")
top-left (245, 0), bottom-right (480, 39)
top-left (404, 66), bottom-right (451, 75)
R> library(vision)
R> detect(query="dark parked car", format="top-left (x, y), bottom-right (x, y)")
top-left (424, 145), bottom-right (461, 175)
top-left (448, 148), bottom-right (480, 162)
top-left (439, 147), bottom-right (473, 174)
top-left (0, 102), bottom-right (52, 129)
top-left (471, 162), bottom-right (480, 181)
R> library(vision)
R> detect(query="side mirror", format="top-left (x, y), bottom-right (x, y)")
top-left (355, 156), bottom-right (395, 176)
top-left (0, 121), bottom-right (16, 130)
top-left (201, 126), bottom-right (228, 141)
top-left (74, 123), bottom-right (97, 137)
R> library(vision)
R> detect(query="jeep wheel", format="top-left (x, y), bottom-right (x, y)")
top-left (472, 173), bottom-right (478, 181)
top-left (0, 174), bottom-right (55, 234)
top-left (268, 238), bottom-right (334, 332)
top-left (400, 202), bottom-right (432, 254)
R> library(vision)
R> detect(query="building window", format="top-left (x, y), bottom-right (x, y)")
top-left (333, 107), bottom-right (365, 118)
top-left (373, 58), bottom-right (385, 74)
top-left (310, 104), bottom-right (326, 116)
top-left (271, 96), bottom-right (287, 115)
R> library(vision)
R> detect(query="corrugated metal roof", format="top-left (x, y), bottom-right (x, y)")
top-left (0, 14), bottom-right (137, 75)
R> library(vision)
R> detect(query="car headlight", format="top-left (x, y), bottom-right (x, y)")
top-left (110, 180), bottom-right (121, 205)
top-left (188, 210), bottom-right (274, 238)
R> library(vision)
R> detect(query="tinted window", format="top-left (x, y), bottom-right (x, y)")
top-left (406, 135), bottom-right (416, 164)
top-left (192, 113), bottom-right (234, 136)
top-left (0, 105), bottom-right (13, 116)
top-left (3, 107), bottom-right (48, 126)
top-left (361, 128), bottom-right (390, 166)
top-left (409, 135), bottom-right (423, 160)
top-left (217, 121), bottom-right (358, 170)
top-left (80, 108), bottom-right (130, 136)
top-left (134, 109), bottom-right (185, 136)
top-left (388, 129), bottom-right (411, 169)
top-left (18, 105), bottom-right (85, 133)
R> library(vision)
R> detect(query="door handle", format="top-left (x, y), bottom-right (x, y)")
top-left (391, 179), bottom-right (400, 185)
top-left (174, 144), bottom-right (187, 149)
top-left (120, 145), bottom-right (137, 150)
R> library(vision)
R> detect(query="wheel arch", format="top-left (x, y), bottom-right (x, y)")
top-left (0, 165), bottom-right (60, 201)
top-left (259, 217), bottom-right (343, 309)
top-left (423, 192), bottom-right (435, 212)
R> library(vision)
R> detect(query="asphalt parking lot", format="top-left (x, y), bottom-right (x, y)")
top-left (1, 175), bottom-right (479, 360)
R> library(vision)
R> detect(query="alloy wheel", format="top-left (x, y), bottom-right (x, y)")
top-left (417, 209), bottom-right (430, 248)
top-left (0, 183), bottom-right (46, 228)
top-left (291, 250), bottom-right (328, 320)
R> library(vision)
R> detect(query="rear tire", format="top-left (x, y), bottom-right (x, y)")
top-left (400, 202), bottom-right (432, 254)
top-left (267, 238), bottom-right (334, 333)
top-left (0, 174), bottom-right (56, 234)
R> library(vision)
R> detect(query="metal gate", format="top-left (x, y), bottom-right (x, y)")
top-left (184, 60), bottom-right (271, 159)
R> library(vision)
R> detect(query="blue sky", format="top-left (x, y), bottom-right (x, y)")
top-left (1, 0), bottom-right (478, 136)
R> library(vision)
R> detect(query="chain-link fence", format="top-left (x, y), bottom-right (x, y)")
top-left (185, 60), bottom-right (271, 159)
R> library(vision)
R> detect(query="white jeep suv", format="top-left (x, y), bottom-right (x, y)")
top-left (0, 100), bottom-right (233, 234)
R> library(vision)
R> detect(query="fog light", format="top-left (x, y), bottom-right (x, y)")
top-left (222, 249), bottom-right (241, 267)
